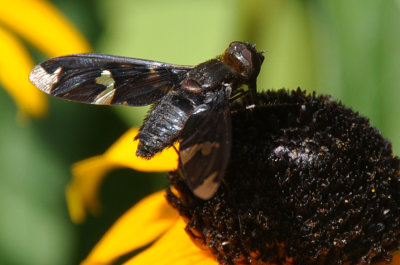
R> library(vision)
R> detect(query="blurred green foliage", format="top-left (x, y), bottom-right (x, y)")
top-left (0, 0), bottom-right (399, 264)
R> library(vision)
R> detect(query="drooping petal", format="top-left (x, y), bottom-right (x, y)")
top-left (104, 128), bottom-right (179, 172)
top-left (125, 219), bottom-right (217, 265)
top-left (374, 254), bottom-right (400, 265)
top-left (393, 254), bottom-right (400, 265)
top-left (67, 128), bottom-right (179, 223)
top-left (0, 0), bottom-right (90, 56)
top-left (0, 25), bottom-right (47, 119)
top-left (81, 191), bottom-right (179, 265)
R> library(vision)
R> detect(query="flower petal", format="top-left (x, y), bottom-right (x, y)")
top-left (81, 191), bottom-right (179, 265)
top-left (124, 219), bottom-right (217, 265)
top-left (68, 154), bottom-right (122, 222)
top-left (0, 25), bottom-right (47, 119)
top-left (374, 253), bottom-right (400, 265)
top-left (0, 0), bottom-right (90, 56)
top-left (67, 128), bottom-right (179, 222)
top-left (394, 254), bottom-right (400, 265)
top-left (104, 128), bottom-right (179, 172)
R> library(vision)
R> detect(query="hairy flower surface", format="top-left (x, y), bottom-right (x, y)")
top-left (167, 89), bottom-right (400, 265)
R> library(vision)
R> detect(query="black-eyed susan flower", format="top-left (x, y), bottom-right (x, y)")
top-left (0, 0), bottom-right (90, 120)
top-left (75, 89), bottom-right (400, 265)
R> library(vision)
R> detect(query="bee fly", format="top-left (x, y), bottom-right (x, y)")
top-left (29, 41), bottom-right (264, 199)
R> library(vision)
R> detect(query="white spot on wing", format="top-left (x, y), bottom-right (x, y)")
top-left (29, 65), bottom-right (62, 94)
top-left (193, 171), bottom-right (220, 200)
top-left (95, 70), bottom-right (114, 88)
top-left (94, 89), bottom-right (116, 105)
top-left (94, 70), bottom-right (116, 105)
top-left (180, 141), bottom-right (219, 165)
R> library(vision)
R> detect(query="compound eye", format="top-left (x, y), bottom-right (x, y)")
top-left (223, 41), bottom-right (263, 80)
top-left (239, 47), bottom-right (253, 68)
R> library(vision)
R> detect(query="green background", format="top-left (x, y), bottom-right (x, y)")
top-left (0, 0), bottom-right (399, 264)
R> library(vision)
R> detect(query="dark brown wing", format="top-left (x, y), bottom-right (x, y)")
top-left (29, 53), bottom-right (193, 106)
top-left (179, 86), bottom-right (232, 199)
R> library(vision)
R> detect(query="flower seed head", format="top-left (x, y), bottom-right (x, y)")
top-left (167, 89), bottom-right (400, 265)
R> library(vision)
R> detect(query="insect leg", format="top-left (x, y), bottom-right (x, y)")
top-left (248, 80), bottom-right (259, 104)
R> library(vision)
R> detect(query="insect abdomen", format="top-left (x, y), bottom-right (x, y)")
top-left (135, 90), bottom-right (200, 157)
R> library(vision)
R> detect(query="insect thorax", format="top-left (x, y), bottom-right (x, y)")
top-left (181, 59), bottom-right (237, 94)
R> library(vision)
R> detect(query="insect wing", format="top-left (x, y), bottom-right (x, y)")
top-left (29, 53), bottom-right (193, 106)
top-left (179, 87), bottom-right (232, 200)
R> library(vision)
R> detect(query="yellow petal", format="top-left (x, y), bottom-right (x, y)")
top-left (67, 128), bottom-right (179, 222)
top-left (0, 25), bottom-right (47, 119)
top-left (66, 157), bottom-right (115, 223)
top-left (81, 191), bottom-right (179, 265)
top-left (0, 0), bottom-right (91, 56)
top-left (374, 253), bottom-right (400, 265)
top-left (125, 219), bottom-right (217, 265)
top-left (394, 254), bottom-right (400, 265)
top-left (104, 128), bottom-right (179, 172)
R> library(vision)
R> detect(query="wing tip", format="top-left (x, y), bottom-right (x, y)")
top-left (29, 64), bottom-right (62, 94)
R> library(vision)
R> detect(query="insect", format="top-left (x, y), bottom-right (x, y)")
top-left (29, 41), bottom-right (264, 199)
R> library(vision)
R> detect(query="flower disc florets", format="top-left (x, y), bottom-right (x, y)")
top-left (167, 89), bottom-right (400, 265)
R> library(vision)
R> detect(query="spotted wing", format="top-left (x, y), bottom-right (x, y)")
top-left (29, 53), bottom-right (193, 106)
top-left (179, 86), bottom-right (232, 200)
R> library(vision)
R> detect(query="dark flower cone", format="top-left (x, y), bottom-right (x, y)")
top-left (167, 89), bottom-right (400, 265)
